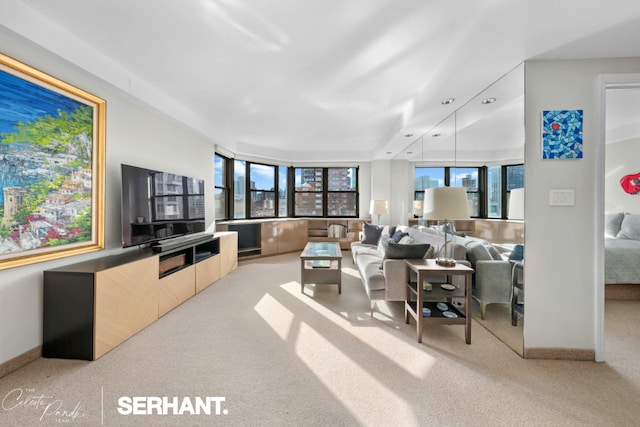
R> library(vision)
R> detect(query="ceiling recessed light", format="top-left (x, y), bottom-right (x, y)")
top-left (386, 151), bottom-right (393, 155)
top-left (432, 133), bottom-right (441, 137)
top-left (406, 151), bottom-right (413, 155)
top-left (404, 133), bottom-right (414, 137)
top-left (482, 97), bottom-right (496, 104)
top-left (441, 98), bottom-right (455, 105)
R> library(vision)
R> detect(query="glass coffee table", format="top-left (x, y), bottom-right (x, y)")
top-left (299, 242), bottom-right (342, 294)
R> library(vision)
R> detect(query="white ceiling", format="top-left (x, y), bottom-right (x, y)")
top-left (10, 0), bottom-right (640, 162)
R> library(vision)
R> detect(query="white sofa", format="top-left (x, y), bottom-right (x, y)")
top-left (350, 225), bottom-right (470, 315)
top-left (351, 224), bottom-right (521, 319)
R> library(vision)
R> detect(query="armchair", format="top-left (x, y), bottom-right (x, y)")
top-left (465, 241), bottom-right (513, 319)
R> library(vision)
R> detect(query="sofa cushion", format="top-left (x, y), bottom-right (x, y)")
top-left (605, 212), bottom-right (625, 237)
top-left (362, 223), bottom-right (383, 245)
top-left (466, 241), bottom-right (493, 267)
top-left (486, 244), bottom-right (503, 260)
top-left (358, 254), bottom-right (386, 291)
top-left (616, 213), bottom-right (640, 240)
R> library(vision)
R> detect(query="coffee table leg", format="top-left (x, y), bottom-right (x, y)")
top-left (337, 259), bottom-right (342, 294)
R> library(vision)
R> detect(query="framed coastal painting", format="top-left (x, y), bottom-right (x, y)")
top-left (541, 109), bottom-right (584, 159)
top-left (0, 53), bottom-right (105, 270)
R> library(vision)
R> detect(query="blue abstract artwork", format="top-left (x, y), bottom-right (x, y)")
top-left (541, 109), bottom-right (583, 159)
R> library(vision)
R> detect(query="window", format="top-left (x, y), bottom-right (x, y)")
top-left (278, 166), bottom-right (288, 217)
top-left (294, 167), bottom-right (323, 216)
top-left (451, 167), bottom-right (480, 217)
top-left (328, 167), bottom-right (357, 216)
top-left (506, 164), bottom-right (524, 191)
top-left (505, 164), bottom-right (525, 218)
top-left (249, 163), bottom-right (276, 217)
top-left (233, 159), bottom-right (246, 219)
top-left (214, 153), bottom-right (229, 220)
top-left (414, 167), bottom-right (444, 200)
top-left (294, 167), bottom-right (358, 217)
top-left (487, 166), bottom-right (502, 218)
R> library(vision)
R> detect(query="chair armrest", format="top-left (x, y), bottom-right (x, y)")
top-left (474, 260), bottom-right (513, 302)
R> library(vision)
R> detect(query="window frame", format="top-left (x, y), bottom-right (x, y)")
top-left (293, 166), bottom-right (359, 217)
top-left (414, 164), bottom-right (523, 219)
top-left (214, 153), bottom-right (231, 221)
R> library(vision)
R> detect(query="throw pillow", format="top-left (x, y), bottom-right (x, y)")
top-left (508, 244), bottom-right (524, 262)
top-left (604, 212), bottom-right (625, 238)
top-left (391, 230), bottom-right (409, 243)
top-left (616, 213), bottom-right (640, 240)
top-left (379, 242), bottom-right (431, 270)
top-left (382, 225), bottom-right (397, 237)
top-left (385, 242), bottom-right (431, 259)
top-left (362, 223), bottom-right (383, 245)
top-left (398, 235), bottom-right (414, 244)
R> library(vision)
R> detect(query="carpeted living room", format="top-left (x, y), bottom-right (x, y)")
top-left (1, 252), bottom-right (639, 426)
top-left (2, 2), bottom-right (640, 426)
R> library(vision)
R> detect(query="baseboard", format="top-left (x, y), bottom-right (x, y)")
top-left (524, 347), bottom-right (595, 361)
top-left (605, 284), bottom-right (640, 301)
top-left (0, 346), bottom-right (41, 379)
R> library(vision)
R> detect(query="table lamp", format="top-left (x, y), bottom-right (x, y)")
top-left (369, 200), bottom-right (388, 225)
top-left (423, 187), bottom-right (469, 266)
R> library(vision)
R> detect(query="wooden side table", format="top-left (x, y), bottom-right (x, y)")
top-left (404, 259), bottom-right (474, 344)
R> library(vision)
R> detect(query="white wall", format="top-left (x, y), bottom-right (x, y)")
top-left (0, 28), bottom-right (215, 365)
top-left (524, 58), bottom-right (640, 358)
top-left (605, 138), bottom-right (640, 213)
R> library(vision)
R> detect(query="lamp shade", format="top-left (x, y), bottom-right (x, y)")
top-left (412, 200), bottom-right (424, 216)
top-left (423, 187), bottom-right (470, 220)
top-left (369, 200), bottom-right (388, 215)
top-left (508, 188), bottom-right (525, 220)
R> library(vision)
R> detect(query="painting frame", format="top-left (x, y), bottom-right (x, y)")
top-left (541, 109), bottom-right (584, 159)
top-left (0, 52), bottom-right (105, 270)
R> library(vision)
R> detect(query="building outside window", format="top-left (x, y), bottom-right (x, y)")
top-left (278, 166), bottom-right (287, 217)
top-left (414, 167), bottom-right (444, 200)
top-left (233, 159), bottom-right (246, 219)
top-left (487, 165), bottom-right (502, 218)
top-left (327, 167), bottom-right (357, 216)
top-left (294, 167), bottom-right (358, 217)
top-left (294, 167), bottom-right (323, 216)
top-left (249, 163), bottom-right (276, 217)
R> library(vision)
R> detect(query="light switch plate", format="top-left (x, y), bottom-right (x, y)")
top-left (549, 189), bottom-right (575, 206)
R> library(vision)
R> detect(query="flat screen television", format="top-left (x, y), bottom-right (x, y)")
top-left (121, 163), bottom-right (206, 248)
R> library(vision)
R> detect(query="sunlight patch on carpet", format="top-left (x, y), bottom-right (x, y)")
top-left (254, 293), bottom-right (295, 341)
top-left (341, 266), bottom-right (361, 279)
top-left (277, 280), bottom-right (437, 379)
top-left (294, 322), bottom-right (419, 426)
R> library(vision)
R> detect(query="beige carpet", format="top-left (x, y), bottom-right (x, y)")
top-left (1, 252), bottom-right (638, 426)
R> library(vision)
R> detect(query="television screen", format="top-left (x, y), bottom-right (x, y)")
top-left (121, 164), bottom-right (206, 247)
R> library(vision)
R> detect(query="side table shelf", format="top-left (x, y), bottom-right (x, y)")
top-left (404, 259), bottom-right (474, 344)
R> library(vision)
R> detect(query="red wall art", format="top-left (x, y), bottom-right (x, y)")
top-left (620, 172), bottom-right (640, 195)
